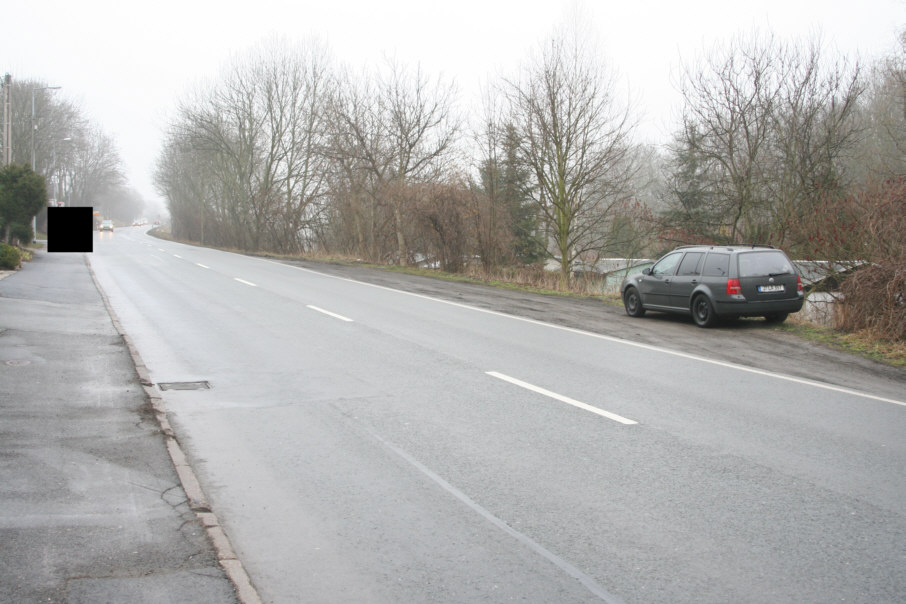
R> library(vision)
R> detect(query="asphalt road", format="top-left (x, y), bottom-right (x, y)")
top-left (88, 227), bottom-right (906, 604)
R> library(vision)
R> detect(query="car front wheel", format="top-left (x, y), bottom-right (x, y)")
top-left (692, 294), bottom-right (717, 327)
top-left (623, 287), bottom-right (645, 317)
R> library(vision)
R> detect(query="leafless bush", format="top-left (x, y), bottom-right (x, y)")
top-left (820, 179), bottom-right (906, 342)
top-left (839, 263), bottom-right (906, 341)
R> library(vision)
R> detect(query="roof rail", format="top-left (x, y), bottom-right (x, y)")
top-left (672, 243), bottom-right (777, 251)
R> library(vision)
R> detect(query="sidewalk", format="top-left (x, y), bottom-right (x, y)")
top-left (0, 251), bottom-right (240, 603)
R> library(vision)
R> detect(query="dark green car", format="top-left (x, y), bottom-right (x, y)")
top-left (621, 245), bottom-right (804, 327)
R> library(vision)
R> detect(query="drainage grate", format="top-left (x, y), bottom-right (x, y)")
top-left (158, 381), bottom-right (212, 391)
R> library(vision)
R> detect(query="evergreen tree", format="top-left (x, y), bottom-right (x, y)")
top-left (500, 125), bottom-right (544, 263)
top-left (0, 164), bottom-right (47, 244)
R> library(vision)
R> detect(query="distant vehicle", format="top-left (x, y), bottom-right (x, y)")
top-left (621, 245), bottom-right (804, 327)
top-left (100, 220), bottom-right (114, 232)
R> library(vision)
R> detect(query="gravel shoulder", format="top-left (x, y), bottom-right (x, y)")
top-left (278, 258), bottom-right (906, 402)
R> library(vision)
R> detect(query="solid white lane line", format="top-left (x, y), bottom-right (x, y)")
top-left (234, 278), bottom-right (257, 287)
top-left (307, 305), bottom-right (353, 322)
top-left (196, 263), bottom-right (210, 269)
top-left (487, 371), bottom-right (638, 425)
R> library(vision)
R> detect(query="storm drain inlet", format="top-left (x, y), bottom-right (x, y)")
top-left (158, 381), bottom-right (212, 391)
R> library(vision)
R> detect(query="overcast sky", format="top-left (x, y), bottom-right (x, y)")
top-left (3, 0), bottom-right (905, 210)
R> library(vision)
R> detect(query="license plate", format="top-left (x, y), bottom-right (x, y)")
top-left (758, 285), bottom-right (785, 293)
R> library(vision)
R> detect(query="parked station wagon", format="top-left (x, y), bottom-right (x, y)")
top-left (621, 245), bottom-right (804, 327)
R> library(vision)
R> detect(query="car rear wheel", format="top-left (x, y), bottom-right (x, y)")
top-left (623, 287), bottom-right (645, 317)
top-left (764, 312), bottom-right (789, 323)
top-left (692, 294), bottom-right (717, 327)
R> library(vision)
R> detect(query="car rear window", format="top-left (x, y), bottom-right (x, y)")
top-left (702, 253), bottom-right (730, 276)
top-left (738, 251), bottom-right (795, 278)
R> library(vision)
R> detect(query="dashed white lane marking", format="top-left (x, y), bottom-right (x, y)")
top-left (234, 278), bottom-right (257, 287)
top-left (307, 305), bottom-right (353, 322)
top-left (487, 371), bottom-right (638, 425)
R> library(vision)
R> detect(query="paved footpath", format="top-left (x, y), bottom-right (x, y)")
top-left (0, 251), bottom-right (243, 603)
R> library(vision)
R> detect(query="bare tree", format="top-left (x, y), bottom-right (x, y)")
top-left (65, 126), bottom-right (124, 208)
top-left (257, 40), bottom-right (334, 252)
top-left (668, 32), bottom-right (862, 250)
top-left (672, 32), bottom-right (780, 244)
top-left (767, 38), bottom-right (862, 248)
top-left (326, 60), bottom-right (459, 264)
top-left (2, 79), bottom-right (123, 229)
top-left (846, 32), bottom-right (906, 184)
top-left (505, 25), bottom-right (639, 289)
top-left (158, 39), bottom-right (334, 252)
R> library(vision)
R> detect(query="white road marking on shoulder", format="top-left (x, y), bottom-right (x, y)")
top-left (307, 305), bottom-right (353, 322)
top-left (363, 426), bottom-right (626, 604)
top-left (487, 371), bottom-right (637, 425)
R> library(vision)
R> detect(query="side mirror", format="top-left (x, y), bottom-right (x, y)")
top-left (642, 268), bottom-right (651, 276)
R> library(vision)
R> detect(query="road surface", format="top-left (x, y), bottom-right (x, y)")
top-left (88, 227), bottom-right (906, 603)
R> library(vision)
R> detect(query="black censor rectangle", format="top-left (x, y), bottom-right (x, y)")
top-left (47, 207), bottom-right (94, 253)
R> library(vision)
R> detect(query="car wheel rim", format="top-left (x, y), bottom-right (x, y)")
top-left (695, 299), bottom-right (709, 322)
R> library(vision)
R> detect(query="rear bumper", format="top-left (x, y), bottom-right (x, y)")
top-left (715, 297), bottom-right (804, 316)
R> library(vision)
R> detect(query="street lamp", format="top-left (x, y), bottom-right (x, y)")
top-left (31, 85), bottom-right (61, 242)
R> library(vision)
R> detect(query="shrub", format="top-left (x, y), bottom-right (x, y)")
top-left (839, 262), bottom-right (906, 342)
top-left (0, 243), bottom-right (20, 270)
top-left (824, 178), bottom-right (906, 343)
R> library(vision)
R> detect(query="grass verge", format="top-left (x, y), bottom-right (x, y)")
top-left (778, 322), bottom-right (906, 368)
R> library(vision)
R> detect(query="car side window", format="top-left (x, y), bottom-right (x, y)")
top-left (651, 252), bottom-right (682, 277)
top-left (677, 252), bottom-right (703, 276)
top-left (702, 253), bottom-right (730, 277)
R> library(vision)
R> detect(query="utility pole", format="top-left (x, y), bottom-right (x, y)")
top-left (2, 74), bottom-right (11, 166)
top-left (31, 85), bottom-right (61, 242)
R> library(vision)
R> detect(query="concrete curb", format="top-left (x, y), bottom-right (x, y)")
top-left (86, 258), bottom-right (263, 604)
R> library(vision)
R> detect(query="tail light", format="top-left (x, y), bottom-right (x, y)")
top-left (797, 275), bottom-right (803, 292)
top-left (726, 278), bottom-right (742, 295)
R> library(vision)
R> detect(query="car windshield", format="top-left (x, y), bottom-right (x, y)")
top-left (738, 251), bottom-right (794, 278)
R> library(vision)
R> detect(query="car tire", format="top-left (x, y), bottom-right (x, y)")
top-left (764, 312), bottom-right (789, 323)
top-left (692, 294), bottom-right (717, 327)
top-left (623, 287), bottom-right (645, 317)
